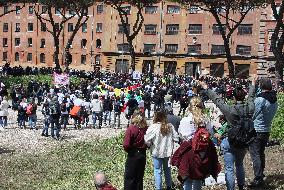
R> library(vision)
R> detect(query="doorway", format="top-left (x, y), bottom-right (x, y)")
top-left (164, 61), bottom-right (177, 74)
top-left (185, 62), bottom-right (201, 78)
top-left (115, 59), bottom-right (129, 73)
top-left (142, 60), bottom-right (155, 74)
top-left (210, 63), bottom-right (224, 77)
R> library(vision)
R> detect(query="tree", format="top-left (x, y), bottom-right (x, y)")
top-left (269, 0), bottom-right (284, 85)
top-left (34, 0), bottom-right (93, 70)
top-left (0, 0), bottom-right (28, 17)
top-left (179, 0), bottom-right (264, 78)
top-left (104, 0), bottom-right (158, 72)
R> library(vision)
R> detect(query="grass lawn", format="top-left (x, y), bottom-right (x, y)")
top-left (0, 133), bottom-right (159, 190)
top-left (0, 132), bottom-right (283, 190)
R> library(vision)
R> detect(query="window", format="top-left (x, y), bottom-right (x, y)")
top-left (117, 43), bottom-right (129, 52)
top-left (97, 5), bottom-right (104, 14)
top-left (118, 24), bottom-right (130, 34)
top-left (81, 55), bottom-right (87, 64)
top-left (55, 23), bottom-right (59, 31)
top-left (144, 24), bottom-right (157, 35)
top-left (121, 6), bottom-right (131, 14)
top-left (96, 39), bottom-right (101, 48)
top-left (68, 23), bottom-right (74, 32)
top-left (236, 45), bottom-right (251, 55)
top-left (42, 6), bottom-right (47, 14)
top-left (15, 52), bottom-right (20, 61)
top-left (27, 53), bottom-right (32, 62)
top-left (143, 44), bottom-right (156, 53)
top-left (3, 52), bottom-right (7, 61)
top-left (238, 24), bottom-right (252, 35)
top-left (4, 6), bottom-right (9, 14)
top-left (40, 53), bottom-right (45, 63)
top-left (28, 38), bottom-right (32, 47)
top-left (40, 39), bottom-right (45, 48)
top-left (213, 24), bottom-right (226, 35)
top-left (15, 38), bottom-right (20, 46)
top-left (81, 39), bottom-right (87, 48)
top-left (41, 23), bottom-right (47, 32)
top-left (82, 23), bottom-right (87, 33)
top-left (3, 38), bottom-right (8, 47)
top-left (188, 24), bottom-right (202, 34)
top-left (3, 23), bottom-right (8, 32)
top-left (145, 6), bottom-right (158, 14)
top-left (16, 6), bottom-right (21, 14)
top-left (188, 44), bottom-right (201, 54)
top-left (69, 9), bottom-right (75, 16)
top-left (28, 23), bottom-right (33, 32)
top-left (28, 6), bottom-right (33, 14)
top-left (15, 23), bottom-right (20, 32)
top-left (166, 24), bottom-right (179, 35)
top-left (165, 44), bottom-right (178, 53)
top-left (188, 5), bottom-right (200, 14)
top-left (55, 7), bottom-right (61, 15)
top-left (167, 5), bottom-right (180, 14)
top-left (96, 23), bottom-right (102, 33)
top-left (211, 45), bottom-right (225, 55)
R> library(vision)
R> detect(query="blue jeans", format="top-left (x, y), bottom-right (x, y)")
top-left (0, 116), bottom-right (7, 127)
top-left (92, 112), bottom-right (102, 128)
top-left (42, 119), bottom-right (50, 135)
top-left (183, 178), bottom-right (202, 190)
top-left (152, 157), bottom-right (172, 190)
top-left (28, 115), bottom-right (37, 129)
top-left (103, 110), bottom-right (111, 125)
top-left (50, 116), bottom-right (60, 138)
top-left (221, 138), bottom-right (246, 190)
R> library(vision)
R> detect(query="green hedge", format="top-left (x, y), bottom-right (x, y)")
top-left (1, 75), bottom-right (82, 88)
top-left (271, 93), bottom-right (284, 142)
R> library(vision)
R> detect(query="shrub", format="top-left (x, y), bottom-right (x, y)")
top-left (271, 93), bottom-right (284, 142)
top-left (1, 75), bottom-right (82, 88)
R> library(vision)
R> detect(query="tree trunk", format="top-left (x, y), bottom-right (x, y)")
top-left (129, 44), bottom-right (135, 72)
top-left (224, 38), bottom-right (235, 78)
top-left (54, 37), bottom-right (60, 70)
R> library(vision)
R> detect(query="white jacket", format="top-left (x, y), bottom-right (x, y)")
top-left (0, 100), bottom-right (9, 117)
top-left (144, 122), bottom-right (179, 158)
top-left (91, 99), bottom-right (103, 112)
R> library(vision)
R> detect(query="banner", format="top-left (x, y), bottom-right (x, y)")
top-left (132, 71), bottom-right (141, 80)
top-left (53, 72), bottom-right (70, 85)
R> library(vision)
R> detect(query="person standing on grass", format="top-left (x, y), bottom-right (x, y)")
top-left (248, 78), bottom-right (278, 188)
top-left (144, 109), bottom-right (179, 190)
top-left (123, 110), bottom-right (148, 190)
top-left (199, 78), bottom-right (256, 190)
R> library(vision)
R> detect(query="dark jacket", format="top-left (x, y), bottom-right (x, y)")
top-left (205, 85), bottom-right (255, 129)
top-left (123, 124), bottom-right (148, 152)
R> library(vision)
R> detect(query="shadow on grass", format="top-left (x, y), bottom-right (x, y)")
top-left (248, 174), bottom-right (284, 190)
top-left (0, 147), bottom-right (15, 154)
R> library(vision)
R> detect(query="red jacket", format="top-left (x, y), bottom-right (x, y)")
top-left (101, 184), bottom-right (117, 190)
top-left (172, 140), bottom-right (221, 181)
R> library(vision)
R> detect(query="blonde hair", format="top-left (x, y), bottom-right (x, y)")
top-left (153, 110), bottom-right (171, 136)
top-left (188, 96), bottom-right (206, 127)
top-left (131, 109), bottom-right (147, 128)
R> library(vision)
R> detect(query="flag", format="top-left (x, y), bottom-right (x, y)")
top-left (53, 72), bottom-right (70, 85)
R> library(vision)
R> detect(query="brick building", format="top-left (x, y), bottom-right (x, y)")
top-left (0, 1), bottom-right (277, 77)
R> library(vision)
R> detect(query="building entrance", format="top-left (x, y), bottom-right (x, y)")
top-left (164, 61), bottom-right (177, 74)
top-left (115, 59), bottom-right (129, 73)
top-left (185, 62), bottom-right (201, 78)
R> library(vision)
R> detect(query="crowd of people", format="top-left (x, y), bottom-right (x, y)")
top-left (0, 67), bottom-right (280, 190)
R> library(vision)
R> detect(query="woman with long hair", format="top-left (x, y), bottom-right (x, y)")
top-left (123, 110), bottom-right (148, 190)
top-left (177, 96), bottom-right (219, 190)
top-left (144, 109), bottom-right (179, 190)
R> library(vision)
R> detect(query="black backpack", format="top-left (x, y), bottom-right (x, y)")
top-left (228, 104), bottom-right (256, 148)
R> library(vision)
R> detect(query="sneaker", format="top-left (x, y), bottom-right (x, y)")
top-left (248, 179), bottom-right (264, 188)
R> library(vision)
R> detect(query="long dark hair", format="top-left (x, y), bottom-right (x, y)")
top-left (153, 109), bottom-right (171, 136)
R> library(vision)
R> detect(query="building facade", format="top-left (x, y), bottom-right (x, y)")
top-left (0, 1), bottom-right (276, 77)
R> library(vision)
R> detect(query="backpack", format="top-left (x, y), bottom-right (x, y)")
top-left (26, 104), bottom-right (33, 115)
top-left (227, 105), bottom-right (256, 148)
top-left (49, 102), bottom-right (59, 115)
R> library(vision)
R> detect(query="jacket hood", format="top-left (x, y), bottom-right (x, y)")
top-left (257, 91), bottom-right (277, 104)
